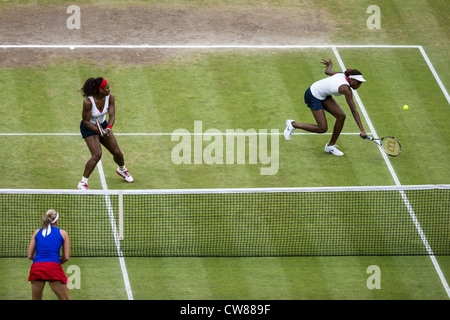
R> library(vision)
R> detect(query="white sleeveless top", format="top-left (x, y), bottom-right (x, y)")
top-left (88, 95), bottom-right (110, 124)
top-left (310, 73), bottom-right (350, 100)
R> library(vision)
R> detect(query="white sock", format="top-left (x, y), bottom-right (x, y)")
top-left (81, 176), bottom-right (89, 183)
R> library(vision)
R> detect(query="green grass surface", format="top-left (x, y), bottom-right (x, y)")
top-left (1, 48), bottom-right (449, 300)
top-left (1, 49), bottom-right (449, 189)
top-left (2, 256), bottom-right (449, 300)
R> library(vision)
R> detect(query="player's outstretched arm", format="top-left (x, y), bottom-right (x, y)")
top-left (321, 58), bottom-right (341, 76)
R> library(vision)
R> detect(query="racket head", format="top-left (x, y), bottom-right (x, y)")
top-left (95, 118), bottom-right (105, 137)
top-left (380, 136), bottom-right (401, 156)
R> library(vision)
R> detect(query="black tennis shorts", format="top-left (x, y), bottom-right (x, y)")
top-left (80, 120), bottom-right (108, 139)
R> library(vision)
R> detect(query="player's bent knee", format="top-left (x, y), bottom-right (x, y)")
top-left (334, 112), bottom-right (346, 121)
top-left (113, 150), bottom-right (123, 159)
top-left (92, 152), bottom-right (102, 162)
top-left (317, 125), bottom-right (328, 133)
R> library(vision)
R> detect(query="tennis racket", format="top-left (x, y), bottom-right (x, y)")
top-left (95, 118), bottom-right (105, 137)
top-left (364, 135), bottom-right (401, 157)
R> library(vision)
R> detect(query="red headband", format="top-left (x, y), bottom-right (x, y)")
top-left (98, 78), bottom-right (108, 90)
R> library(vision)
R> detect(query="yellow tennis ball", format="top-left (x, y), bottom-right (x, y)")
top-left (403, 105), bottom-right (409, 110)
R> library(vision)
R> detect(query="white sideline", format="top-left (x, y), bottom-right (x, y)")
top-left (96, 160), bottom-right (134, 300)
top-left (418, 46), bottom-right (450, 104)
top-left (332, 47), bottom-right (450, 299)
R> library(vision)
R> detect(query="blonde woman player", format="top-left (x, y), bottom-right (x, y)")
top-left (28, 209), bottom-right (70, 300)
top-left (78, 77), bottom-right (133, 190)
top-left (284, 58), bottom-right (368, 156)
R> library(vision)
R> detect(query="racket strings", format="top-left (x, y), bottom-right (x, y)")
top-left (381, 137), bottom-right (401, 156)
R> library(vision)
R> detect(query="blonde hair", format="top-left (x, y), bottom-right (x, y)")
top-left (42, 209), bottom-right (59, 230)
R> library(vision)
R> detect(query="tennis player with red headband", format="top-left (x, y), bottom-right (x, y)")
top-left (78, 77), bottom-right (133, 190)
top-left (284, 58), bottom-right (368, 156)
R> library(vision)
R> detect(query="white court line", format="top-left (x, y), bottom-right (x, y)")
top-left (96, 160), bottom-right (134, 300)
top-left (0, 44), bottom-right (421, 49)
top-left (332, 47), bottom-right (450, 299)
top-left (418, 46), bottom-right (450, 104)
top-left (0, 132), bottom-right (367, 136)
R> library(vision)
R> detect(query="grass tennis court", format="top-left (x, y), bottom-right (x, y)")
top-left (1, 48), bottom-right (449, 188)
top-left (0, 0), bottom-right (449, 304)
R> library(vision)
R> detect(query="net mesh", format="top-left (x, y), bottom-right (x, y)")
top-left (1, 186), bottom-right (449, 257)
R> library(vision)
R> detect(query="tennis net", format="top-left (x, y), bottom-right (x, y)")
top-left (1, 185), bottom-right (449, 257)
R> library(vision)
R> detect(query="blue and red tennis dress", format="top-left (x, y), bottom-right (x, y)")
top-left (28, 226), bottom-right (68, 283)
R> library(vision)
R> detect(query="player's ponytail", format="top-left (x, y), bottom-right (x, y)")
top-left (41, 209), bottom-right (59, 231)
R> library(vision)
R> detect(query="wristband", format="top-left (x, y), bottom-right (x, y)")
top-left (106, 125), bottom-right (112, 130)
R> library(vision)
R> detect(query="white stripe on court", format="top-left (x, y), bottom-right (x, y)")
top-left (332, 47), bottom-right (450, 299)
top-left (0, 132), bottom-right (367, 136)
top-left (0, 44), bottom-right (422, 49)
top-left (418, 46), bottom-right (450, 104)
top-left (97, 160), bottom-right (134, 300)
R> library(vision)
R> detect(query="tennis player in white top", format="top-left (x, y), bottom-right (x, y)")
top-left (77, 77), bottom-right (133, 190)
top-left (284, 58), bottom-right (367, 156)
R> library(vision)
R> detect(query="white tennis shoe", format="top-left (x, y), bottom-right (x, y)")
top-left (77, 181), bottom-right (89, 190)
top-left (116, 167), bottom-right (134, 183)
top-left (324, 144), bottom-right (344, 156)
top-left (284, 119), bottom-right (295, 140)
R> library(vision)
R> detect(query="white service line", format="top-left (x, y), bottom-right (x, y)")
top-left (0, 132), bottom-right (367, 136)
top-left (115, 132), bottom-right (367, 136)
top-left (0, 44), bottom-right (422, 49)
top-left (332, 47), bottom-right (450, 299)
top-left (97, 160), bottom-right (134, 300)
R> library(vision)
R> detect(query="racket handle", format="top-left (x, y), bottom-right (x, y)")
top-left (360, 134), bottom-right (372, 140)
